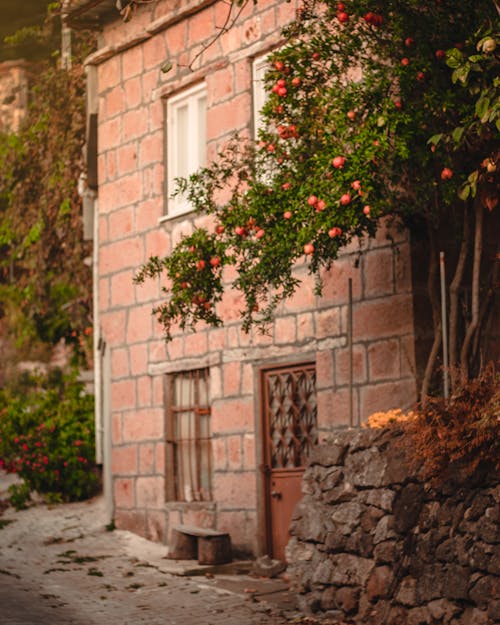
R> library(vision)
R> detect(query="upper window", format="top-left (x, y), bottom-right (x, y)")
top-left (166, 83), bottom-right (207, 217)
top-left (166, 368), bottom-right (212, 502)
top-left (252, 55), bottom-right (269, 139)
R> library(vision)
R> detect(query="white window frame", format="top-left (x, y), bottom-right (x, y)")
top-left (166, 82), bottom-right (207, 218)
top-left (252, 54), bottom-right (270, 139)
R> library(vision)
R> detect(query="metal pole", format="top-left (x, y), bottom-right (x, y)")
top-left (61, 24), bottom-right (72, 70)
top-left (348, 278), bottom-right (354, 426)
top-left (439, 252), bottom-right (449, 399)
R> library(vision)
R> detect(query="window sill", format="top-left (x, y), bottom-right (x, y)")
top-left (158, 209), bottom-right (195, 226)
top-left (165, 501), bottom-right (216, 511)
top-left (148, 352), bottom-right (221, 376)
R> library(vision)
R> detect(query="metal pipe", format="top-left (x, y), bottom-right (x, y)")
top-left (102, 339), bottom-right (114, 525)
top-left (439, 252), bottom-right (449, 399)
top-left (61, 25), bottom-right (72, 70)
top-left (348, 278), bottom-right (354, 426)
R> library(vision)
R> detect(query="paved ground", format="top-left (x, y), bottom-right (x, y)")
top-left (0, 473), bottom-right (310, 625)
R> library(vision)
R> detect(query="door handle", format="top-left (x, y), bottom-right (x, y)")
top-left (271, 491), bottom-right (282, 499)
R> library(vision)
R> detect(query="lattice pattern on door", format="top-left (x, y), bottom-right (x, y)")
top-left (265, 365), bottom-right (318, 468)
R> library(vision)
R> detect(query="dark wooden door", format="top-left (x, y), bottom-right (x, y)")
top-left (261, 363), bottom-right (317, 561)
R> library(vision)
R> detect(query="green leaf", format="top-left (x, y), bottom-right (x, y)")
top-left (467, 170), bottom-right (479, 185)
top-left (458, 183), bottom-right (470, 201)
top-left (24, 221), bottom-right (43, 246)
top-left (428, 134), bottom-right (443, 146)
top-left (466, 170), bottom-right (479, 197)
top-left (452, 63), bottom-right (471, 85)
top-left (59, 198), bottom-right (71, 217)
top-left (446, 48), bottom-right (464, 69)
top-left (451, 127), bottom-right (465, 144)
top-left (161, 60), bottom-right (173, 74)
top-left (475, 96), bottom-right (490, 121)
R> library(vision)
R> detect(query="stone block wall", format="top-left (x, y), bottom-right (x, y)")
top-left (88, 0), bottom-right (419, 553)
top-left (287, 428), bottom-right (499, 624)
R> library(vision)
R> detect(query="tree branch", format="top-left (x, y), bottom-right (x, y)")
top-left (449, 206), bottom-right (470, 391)
top-left (460, 197), bottom-right (483, 383)
top-left (188, 0), bottom-right (250, 71)
top-left (421, 225), bottom-right (441, 404)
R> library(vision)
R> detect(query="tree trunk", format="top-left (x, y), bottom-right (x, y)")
top-left (472, 254), bottom-right (499, 368)
top-left (449, 208), bottom-right (470, 391)
top-left (460, 199), bottom-right (483, 384)
top-left (421, 226), bottom-right (442, 404)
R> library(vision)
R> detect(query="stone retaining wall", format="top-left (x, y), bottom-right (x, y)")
top-left (286, 428), bottom-right (499, 624)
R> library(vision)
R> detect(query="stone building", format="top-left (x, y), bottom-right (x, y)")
top-left (63, 0), bottom-right (422, 559)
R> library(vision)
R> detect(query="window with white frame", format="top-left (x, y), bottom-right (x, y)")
top-left (252, 54), bottom-right (269, 139)
top-left (166, 368), bottom-right (212, 502)
top-left (165, 83), bottom-right (207, 217)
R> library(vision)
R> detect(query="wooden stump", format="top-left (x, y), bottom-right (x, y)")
top-left (167, 528), bottom-right (197, 560)
top-left (198, 534), bottom-right (232, 565)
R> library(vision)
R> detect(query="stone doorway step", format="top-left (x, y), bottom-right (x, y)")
top-left (158, 558), bottom-right (297, 613)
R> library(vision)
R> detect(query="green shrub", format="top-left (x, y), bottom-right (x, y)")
top-left (7, 482), bottom-right (31, 511)
top-left (0, 369), bottom-right (99, 503)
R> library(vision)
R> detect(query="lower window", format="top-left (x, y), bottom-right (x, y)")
top-left (166, 368), bottom-right (212, 502)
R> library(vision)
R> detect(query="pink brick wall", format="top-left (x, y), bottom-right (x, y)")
top-left (90, 0), bottom-right (418, 554)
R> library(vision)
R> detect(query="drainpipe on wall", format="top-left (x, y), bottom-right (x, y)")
top-left (85, 62), bottom-right (113, 522)
top-left (92, 198), bottom-right (112, 523)
top-left (101, 338), bottom-right (114, 524)
top-left (92, 195), bottom-right (103, 465)
top-left (347, 278), bottom-right (357, 426)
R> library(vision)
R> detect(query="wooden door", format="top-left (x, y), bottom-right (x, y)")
top-left (261, 363), bottom-right (317, 561)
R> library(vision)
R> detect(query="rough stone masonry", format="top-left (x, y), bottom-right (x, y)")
top-left (286, 427), bottom-right (499, 624)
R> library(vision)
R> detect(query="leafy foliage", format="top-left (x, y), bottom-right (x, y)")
top-left (0, 27), bottom-right (95, 373)
top-left (364, 408), bottom-right (415, 429)
top-left (430, 24), bottom-right (499, 204)
top-left (405, 363), bottom-right (500, 483)
top-left (7, 482), bottom-right (32, 511)
top-left (0, 370), bottom-right (99, 505)
top-left (136, 0), bottom-right (499, 352)
top-left (0, 1), bottom-right (59, 62)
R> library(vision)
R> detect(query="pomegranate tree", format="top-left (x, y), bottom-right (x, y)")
top-left (136, 0), bottom-right (498, 395)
